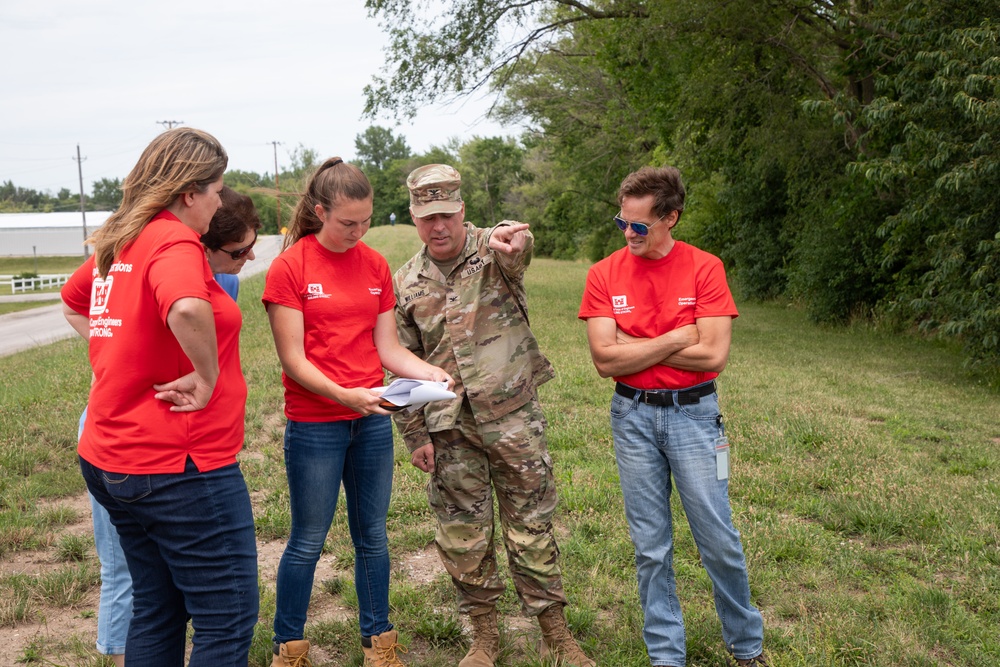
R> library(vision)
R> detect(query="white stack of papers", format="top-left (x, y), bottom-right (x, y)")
top-left (372, 379), bottom-right (457, 413)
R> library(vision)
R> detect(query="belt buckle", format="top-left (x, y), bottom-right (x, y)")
top-left (642, 390), bottom-right (671, 407)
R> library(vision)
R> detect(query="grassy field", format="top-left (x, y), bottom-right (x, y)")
top-left (1, 225), bottom-right (998, 666)
top-left (0, 256), bottom-right (87, 276)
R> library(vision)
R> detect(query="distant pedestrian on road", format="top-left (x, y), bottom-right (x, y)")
top-left (262, 157), bottom-right (452, 667)
top-left (60, 127), bottom-right (259, 667)
top-left (579, 166), bottom-right (767, 667)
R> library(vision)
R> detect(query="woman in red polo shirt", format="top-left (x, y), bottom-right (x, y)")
top-left (60, 128), bottom-right (258, 667)
top-left (262, 157), bottom-right (452, 667)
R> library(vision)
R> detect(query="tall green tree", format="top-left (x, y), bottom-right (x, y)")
top-left (354, 126), bottom-right (413, 227)
top-left (355, 126), bottom-right (412, 171)
top-left (848, 8), bottom-right (1000, 369)
top-left (457, 136), bottom-right (526, 226)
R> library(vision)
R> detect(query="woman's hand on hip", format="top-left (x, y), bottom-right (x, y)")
top-left (153, 372), bottom-right (216, 412)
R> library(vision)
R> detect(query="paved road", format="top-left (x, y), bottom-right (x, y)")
top-left (0, 235), bottom-right (283, 359)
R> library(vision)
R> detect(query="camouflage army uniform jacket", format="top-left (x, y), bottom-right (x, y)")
top-left (392, 222), bottom-right (555, 452)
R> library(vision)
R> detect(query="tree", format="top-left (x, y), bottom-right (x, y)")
top-left (354, 126), bottom-right (414, 227)
top-left (366, 0), bottom-right (1000, 373)
top-left (458, 136), bottom-right (526, 226)
top-left (355, 126), bottom-right (411, 171)
top-left (91, 178), bottom-right (123, 211)
top-left (363, 0), bottom-right (649, 119)
top-left (287, 144), bottom-right (320, 178)
top-left (848, 10), bottom-right (1000, 370)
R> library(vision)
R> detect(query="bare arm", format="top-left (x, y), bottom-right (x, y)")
top-left (616, 316), bottom-right (733, 373)
top-left (374, 309), bottom-right (453, 475)
top-left (152, 297), bottom-right (218, 412)
top-left (372, 310), bottom-right (454, 388)
top-left (62, 303), bottom-right (90, 339)
top-left (266, 303), bottom-right (389, 416)
top-left (586, 316), bottom-right (699, 378)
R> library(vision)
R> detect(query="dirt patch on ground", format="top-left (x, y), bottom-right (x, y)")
top-left (1, 495), bottom-right (360, 664)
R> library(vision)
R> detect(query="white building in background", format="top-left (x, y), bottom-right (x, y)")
top-left (0, 211), bottom-right (111, 257)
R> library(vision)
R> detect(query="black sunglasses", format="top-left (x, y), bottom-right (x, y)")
top-left (217, 231), bottom-right (257, 260)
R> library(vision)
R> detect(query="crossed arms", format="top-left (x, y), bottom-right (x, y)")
top-left (585, 315), bottom-right (733, 378)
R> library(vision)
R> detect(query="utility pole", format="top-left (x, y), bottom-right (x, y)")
top-left (270, 141), bottom-right (283, 231)
top-left (74, 144), bottom-right (89, 258)
top-left (157, 120), bottom-right (184, 130)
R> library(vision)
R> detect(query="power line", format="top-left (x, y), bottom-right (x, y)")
top-left (157, 120), bottom-right (184, 130)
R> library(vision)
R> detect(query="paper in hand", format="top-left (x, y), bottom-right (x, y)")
top-left (372, 379), bottom-right (457, 413)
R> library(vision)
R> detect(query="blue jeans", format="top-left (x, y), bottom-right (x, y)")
top-left (273, 415), bottom-right (394, 642)
top-left (80, 456), bottom-right (259, 667)
top-left (89, 493), bottom-right (133, 655)
top-left (611, 384), bottom-right (764, 665)
top-left (81, 408), bottom-right (134, 656)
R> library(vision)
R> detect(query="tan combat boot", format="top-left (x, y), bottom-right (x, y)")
top-left (271, 639), bottom-right (312, 667)
top-left (362, 629), bottom-right (408, 666)
top-left (537, 604), bottom-right (596, 667)
top-left (459, 608), bottom-right (500, 667)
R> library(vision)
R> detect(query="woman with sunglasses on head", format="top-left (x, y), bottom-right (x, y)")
top-left (262, 157), bottom-right (453, 667)
top-left (60, 128), bottom-right (259, 667)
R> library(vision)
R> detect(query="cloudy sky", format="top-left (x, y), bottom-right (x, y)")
top-left (0, 0), bottom-right (513, 195)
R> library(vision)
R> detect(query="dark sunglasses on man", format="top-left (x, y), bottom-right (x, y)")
top-left (613, 214), bottom-right (666, 237)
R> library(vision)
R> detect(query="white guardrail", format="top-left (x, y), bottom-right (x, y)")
top-left (0, 274), bottom-right (72, 294)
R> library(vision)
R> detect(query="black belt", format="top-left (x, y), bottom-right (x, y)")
top-left (615, 380), bottom-right (716, 407)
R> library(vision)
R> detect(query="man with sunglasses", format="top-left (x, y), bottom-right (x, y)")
top-left (579, 167), bottom-right (767, 667)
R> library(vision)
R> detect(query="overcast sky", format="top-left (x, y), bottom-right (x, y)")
top-left (0, 0), bottom-right (513, 195)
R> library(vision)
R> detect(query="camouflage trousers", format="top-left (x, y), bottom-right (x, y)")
top-left (428, 395), bottom-right (568, 616)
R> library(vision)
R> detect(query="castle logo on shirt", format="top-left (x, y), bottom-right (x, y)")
top-left (306, 283), bottom-right (330, 300)
top-left (90, 276), bottom-right (113, 316)
top-left (612, 294), bottom-right (634, 315)
top-left (88, 276), bottom-right (123, 338)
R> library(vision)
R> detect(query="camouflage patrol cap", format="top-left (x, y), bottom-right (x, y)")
top-left (407, 164), bottom-right (463, 218)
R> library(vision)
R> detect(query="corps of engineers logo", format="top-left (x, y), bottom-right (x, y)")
top-left (306, 283), bottom-right (330, 300)
top-left (612, 294), bottom-right (634, 315)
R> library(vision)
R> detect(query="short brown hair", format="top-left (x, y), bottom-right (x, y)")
top-left (201, 186), bottom-right (261, 250)
top-left (618, 166), bottom-right (685, 223)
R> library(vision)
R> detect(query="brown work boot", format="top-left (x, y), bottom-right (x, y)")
top-left (459, 608), bottom-right (500, 667)
top-left (537, 604), bottom-right (596, 667)
top-left (362, 629), bottom-right (408, 666)
top-left (271, 639), bottom-right (312, 667)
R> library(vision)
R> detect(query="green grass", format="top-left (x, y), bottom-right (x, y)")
top-left (0, 256), bottom-right (87, 276)
top-left (2, 225), bottom-right (999, 665)
top-left (0, 300), bottom-right (61, 315)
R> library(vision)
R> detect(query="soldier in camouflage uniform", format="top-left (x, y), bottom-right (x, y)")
top-left (392, 164), bottom-right (595, 667)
